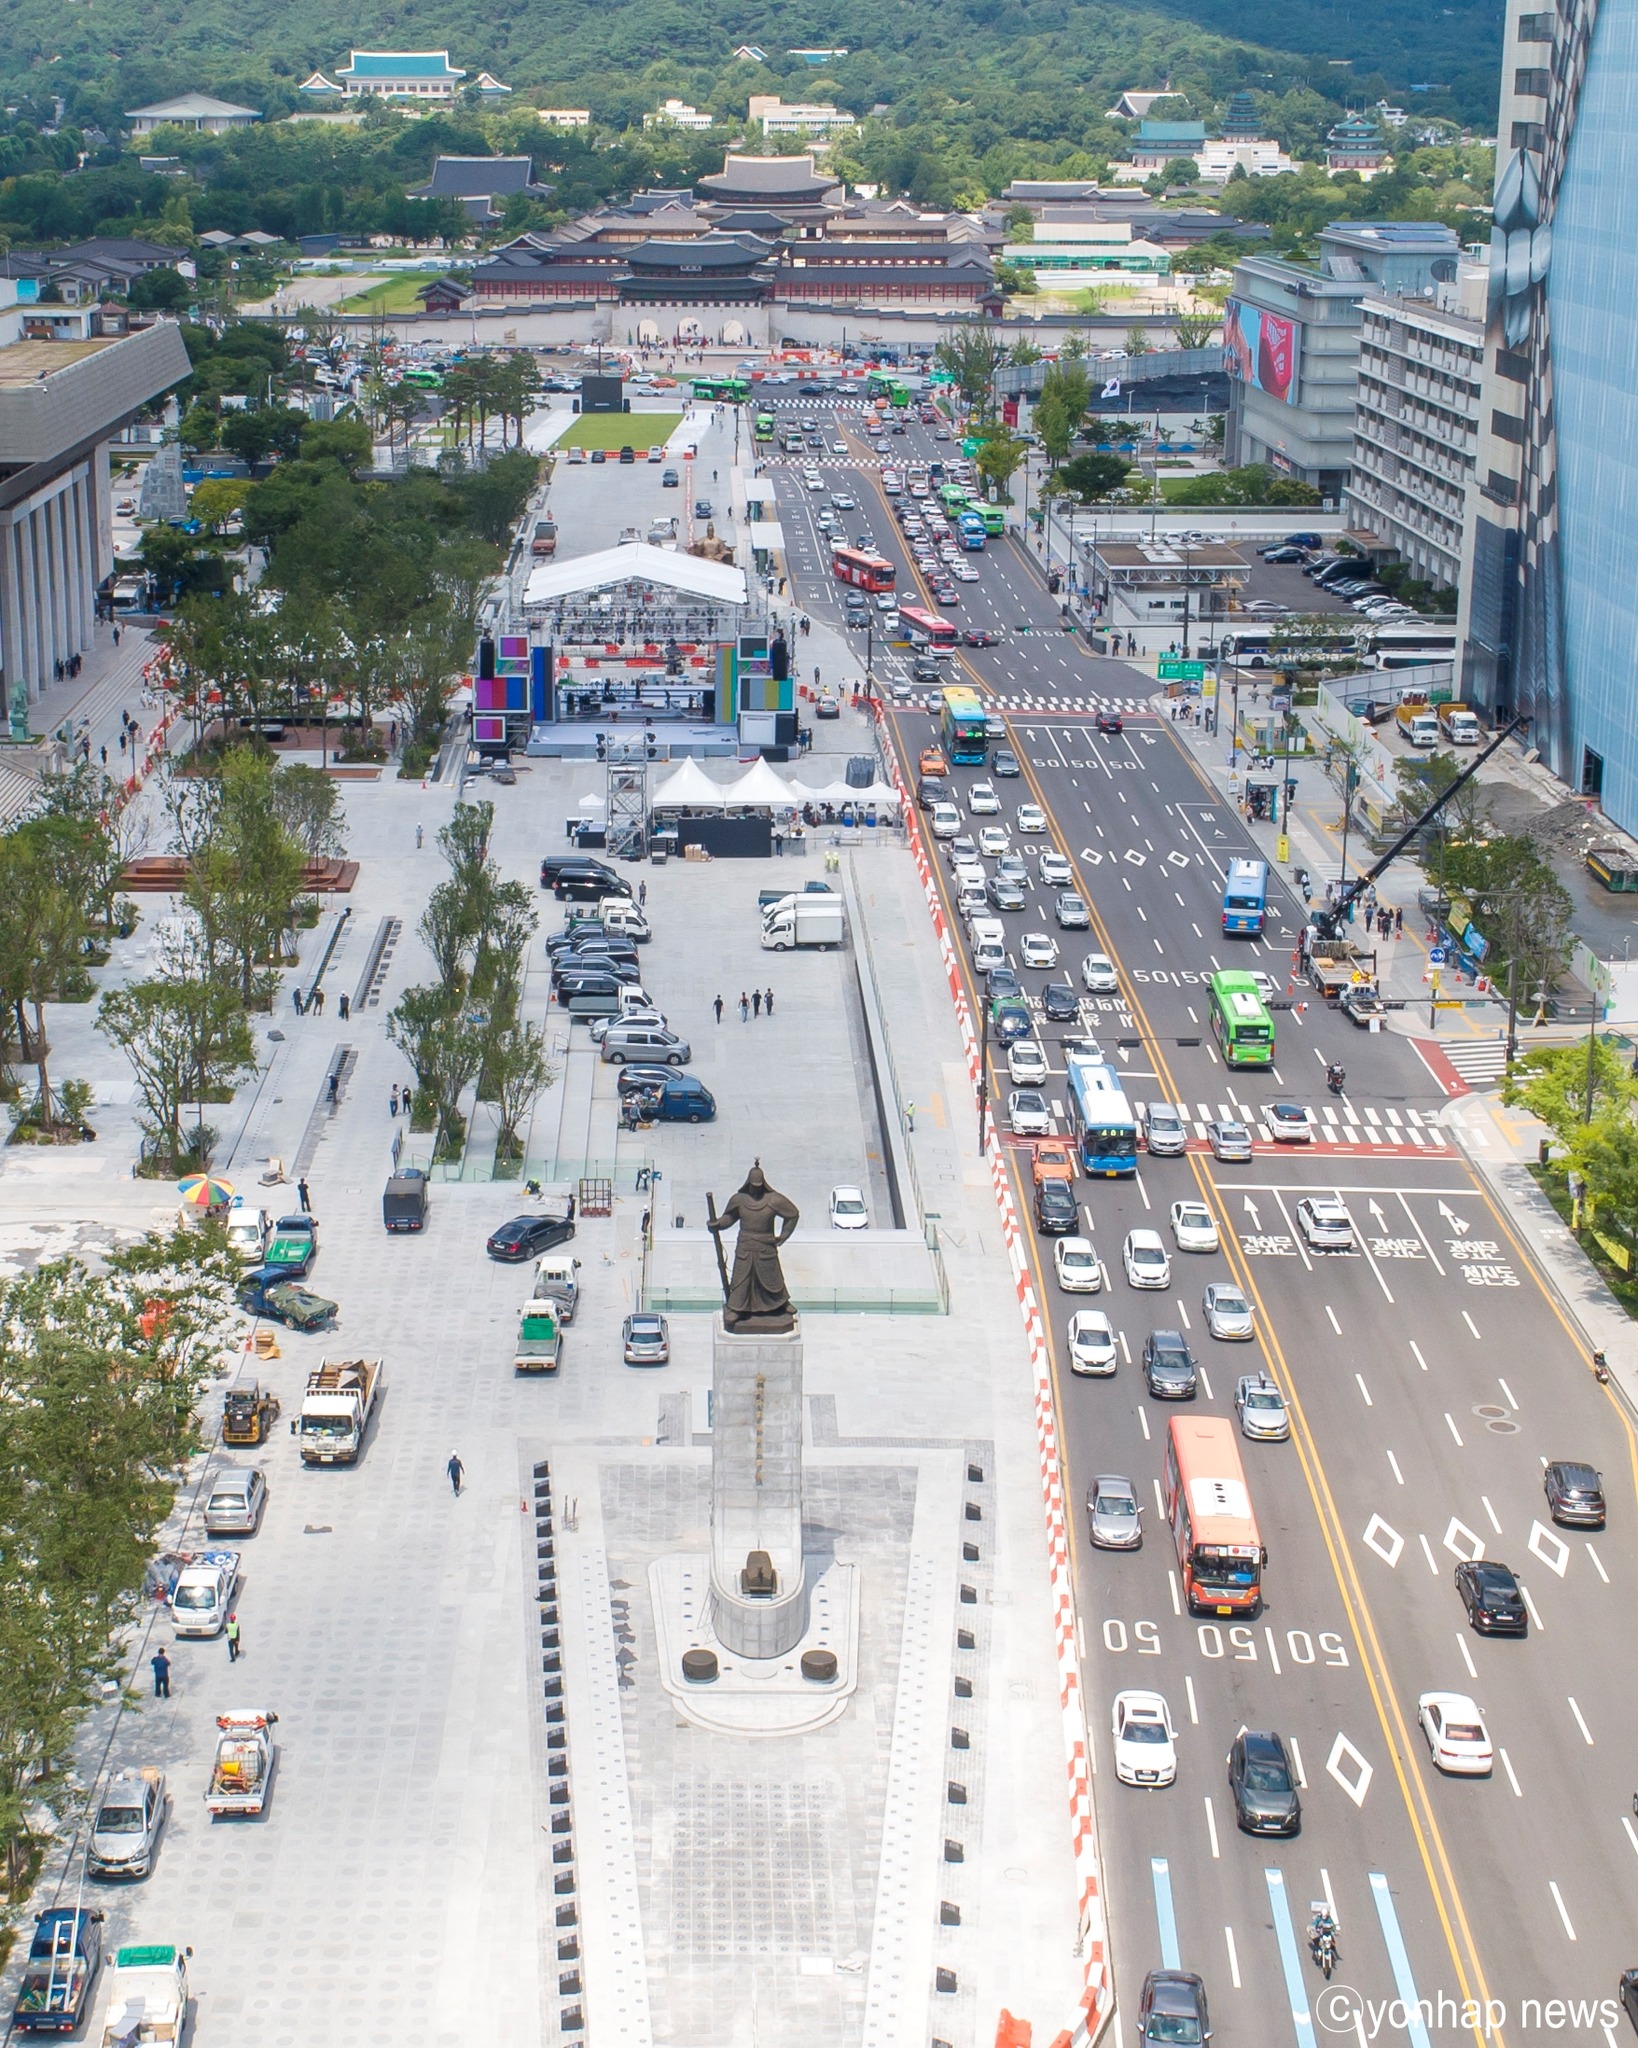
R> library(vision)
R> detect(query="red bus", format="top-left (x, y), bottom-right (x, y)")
top-left (1163, 1416), bottom-right (1265, 1617)
top-left (832, 547), bottom-right (896, 593)
top-left (898, 604), bottom-right (959, 651)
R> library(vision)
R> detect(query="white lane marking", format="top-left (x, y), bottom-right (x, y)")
top-left (1326, 1306), bottom-right (1342, 1335)
top-left (1154, 1477), bottom-right (1167, 1519)
top-left (1326, 1732), bottom-right (1373, 1806)
top-left (1168, 1568), bottom-right (1181, 1616)
top-left (1500, 1748), bottom-right (1522, 1797)
top-left (1528, 1521), bottom-right (1569, 1576)
top-left (1320, 1868), bottom-right (1338, 1919)
top-left (1394, 1189), bottom-right (1446, 1275)
top-left (1498, 1376), bottom-right (1519, 1408)
top-left (1386, 1449), bottom-right (1404, 1484)
top-left (1456, 1632), bottom-right (1477, 1679)
top-left (1418, 1533), bottom-right (1440, 1575)
top-left (1178, 1301), bottom-right (1191, 1329)
top-left (1363, 1515), bottom-right (1404, 1567)
top-left (1481, 1496), bottom-right (1503, 1535)
top-left (1568, 1695), bottom-right (1594, 1745)
top-left (1137, 1174), bottom-right (1152, 1211)
top-left (1224, 1925), bottom-right (1241, 1989)
top-left (1186, 1673), bottom-right (1199, 1724)
top-left (1204, 1796), bottom-right (1220, 1859)
top-left (1444, 1412), bottom-right (1464, 1447)
top-left (1264, 1627), bottom-right (1282, 1675)
top-left (1444, 1518), bottom-right (1483, 1560)
top-left (1119, 1329), bottom-right (1132, 1364)
top-left (1587, 1544), bottom-right (1610, 1583)
top-left (1287, 1734), bottom-right (1305, 1785)
top-left (1548, 1880), bottom-right (1577, 1941)
top-left (1462, 1310), bottom-right (1482, 1339)
top-left (1199, 1366), bottom-right (1213, 1400)
top-left (1138, 1404), bottom-right (1151, 1440)
top-left (1355, 1373), bottom-right (1373, 1407)
top-left (1410, 1341), bottom-right (1429, 1372)
top-left (1623, 1816), bottom-right (1638, 1859)
top-left (1522, 1583), bottom-right (1546, 1631)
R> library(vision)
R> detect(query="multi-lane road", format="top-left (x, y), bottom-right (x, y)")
top-left (763, 388), bottom-right (1638, 2048)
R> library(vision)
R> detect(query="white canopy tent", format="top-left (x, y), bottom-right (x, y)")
top-left (651, 758), bottom-right (731, 810)
top-left (523, 540), bottom-right (747, 610)
top-left (723, 758), bottom-right (799, 808)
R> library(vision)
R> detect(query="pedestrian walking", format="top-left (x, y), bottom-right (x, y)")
top-left (638, 880), bottom-right (647, 908)
top-left (113, 625), bottom-right (121, 647)
top-left (100, 744), bottom-right (108, 766)
top-left (402, 1086), bottom-right (414, 1120)
top-left (752, 989), bottom-right (762, 1018)
top-left (1394, 906), bottom-right (1404, 937)
top-left (713, 994), bottom-right (724, 1024)
top-left (151, 1647), bottom-right (171, 1699)
top-left (338, 993), bottom-right (350, 1021)
top-left (739, 992), bottom-right (750, 1023)
top-left (297, 1177), bottom-right (311, 1213)
top-left (763, 987), bottom-right (774, 1017)
top-left (905, 1100), bottom-right (916, 1132)
top-left (225, 1614), bottom-right (242, 1663)
top-left (326, 1072), bottom-right (338, 1106)
top-left (292, 987), bottom-right (305, 1017)
top-left (311, 987), bottom-right (325, 1016)
top-left (447, 1452), bottom-right (464, 1496)
top-left (390, 1084), bottom-right (400, 1117)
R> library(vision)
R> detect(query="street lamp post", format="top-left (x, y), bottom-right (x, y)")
top-left (977, 1006), bottom-right (993, 1156)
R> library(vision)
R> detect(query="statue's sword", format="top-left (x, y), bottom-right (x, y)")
top-left (704, 1191), bottom-right (732, 1307)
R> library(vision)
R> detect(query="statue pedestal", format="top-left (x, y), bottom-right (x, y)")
top-left (708, 1316), bottom-right (806, 1659)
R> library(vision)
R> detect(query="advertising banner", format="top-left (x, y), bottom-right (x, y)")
top-left (1224, 300), bottom-right (1299, 404)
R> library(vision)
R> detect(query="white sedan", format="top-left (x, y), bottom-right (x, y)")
top-left (1039, 851), bottom-right (1073, 887)
top-left (1006, 1039), bottom-right (1049, 1086)
top-left (1111, 1689), bottom-right (1177, 1786)
top-left (1169, 1201), bottom-right (1220, 1253)
top-left (1123, 1228), bottom-right (1171, 1289)
top-left (1016, 804), bottom-right (1048, 834)
top-left (953, 563), bottom-right (980, 581)
top-left (968, 781), bottom-right (1001, 815)
top-left (828, 1186), bottom-right (869, 1230)
top-left (1417, 1692), bottom-right (1494, 1775)
top-left (978, 826), bottom-right (1011, 858)
top-left (1067, 1308), bottom-right (1118, 1375)
top-left (1020, 932), bottom-right (1060, 970)
top-left (1054, 1236), bottom-right (1104, 1294)
top-left (1080, 953), bottom-right (1119, 995)
top-left (1008, 1088), bottom-right (1052, 1137)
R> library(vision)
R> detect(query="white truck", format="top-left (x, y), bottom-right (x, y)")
top-left (167, 1550), bottom-right (239, 1639)
top-left (99, 1942), bottom-right (190, 2048)
top-left (761, 896), bottom-right (846, 951)
top-left (514, 1298), bottom-right (564, 1375)
top-left (206, 1709), bottom-right (278, 1817)
top-left (532, 1251), bottom-right (581, 1323)
top-left (1437, 699), bottom-right (1482, 745)
top-left (298, 1358), bottom-right (381, 1464)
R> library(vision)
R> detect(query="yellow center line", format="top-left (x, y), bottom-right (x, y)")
top-left (988, 710), bottom-right (1502, 2048)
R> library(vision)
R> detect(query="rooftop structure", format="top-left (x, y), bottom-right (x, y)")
top-left (125, 92), bottom-right (261, 135)
top-left (538, 109), bottom-right (591, 128)
top-left (407, 156), bottom-right (550, 223)
top-left (304, 52), bottom-right (475, 100)
top-left (1326, 111), bottom-right (1390, 173)
top-left (696, 153), bottom-right (843, 222)
top-left (647, 99), bottom-right (716, 131)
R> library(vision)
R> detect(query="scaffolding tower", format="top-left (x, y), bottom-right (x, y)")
top-left (605, 740), bottom-right (650, 859)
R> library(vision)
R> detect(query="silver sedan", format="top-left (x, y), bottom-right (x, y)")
top-left (1203, 1283), bottom-right (1256, 1341)
top-left (1087, 1474), bottom-right (1143, 1548)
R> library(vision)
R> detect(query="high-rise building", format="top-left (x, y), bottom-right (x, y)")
top-left (1344, 254), bottom-right (1488, 597)
top-left (1461, 0), bottom-right (1638, 831)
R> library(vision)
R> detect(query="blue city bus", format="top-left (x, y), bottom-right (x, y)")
top-left (1066, 1055), bottom-right (1138, 1177)
top-left (1222, 858), bottom-right (1268, 936)
top-left (959, 512), bottom-right (987, 551)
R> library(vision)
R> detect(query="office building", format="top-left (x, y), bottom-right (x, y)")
top-left (1223, 221), bottom-right (1459, 502)
top-left (1345, 254), bottom-right (1487, 595)
top-left (1461, 0), bottom-right (1638, 833)
top-left (0, 286), bottom-right (190, 705)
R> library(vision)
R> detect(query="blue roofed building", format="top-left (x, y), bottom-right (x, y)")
top-left (304, 52), bottom-right (481, 101)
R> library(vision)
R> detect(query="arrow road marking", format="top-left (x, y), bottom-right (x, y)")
top-left (1242, 1195), bottom-right (1261, 1230)
top-left (1439, 1201), bottom-right (1470, 1236)
top-left (1368, 1199), bottom-right (1388, 1230)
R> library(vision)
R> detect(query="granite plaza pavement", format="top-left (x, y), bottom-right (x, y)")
top-left (1, 717), bottom-right (1090, 2048)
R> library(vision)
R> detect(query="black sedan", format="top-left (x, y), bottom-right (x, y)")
top-left (1041, 980), bottom-right (1081, 1021)
top-left (1227, 1730), bottom-right (1302, 1835)
top-left (965, 627), bottom-right (1000, 647)
top-left (1454, 1559), bottom-right (1529, 1635)
top-left (985, 966), bottom-right (1023, 1001)
top-left (1137, 1971), bottom-right (1210, 2048)
top-left (1544, 1460), bottom-right (1605, 1527)
top-left (1095, 710), bottom-right (1124, 734)
top-left (487, 1210), bottom-right (577, 1262)
top-left (1143, 1330), bottom-right (1198, 1400)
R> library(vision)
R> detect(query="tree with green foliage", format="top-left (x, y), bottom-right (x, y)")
top-left (934, 322), bottom-right (1007, 418)
top-left (0, 819), bottom-right (93, 1131)
top-left (480, 1014), bottom-right (556, 1163)
top-left (1059, 452), bottom-right (1132, 502)
top-left (975, 430), bottom-right (1027, 500)
top-left (1440, 833), bottom-right (1573, 1003)
top-left (139, 522), bottom-right (230, 606)
top-left (1503, 1040), bottom-right (1636, 1163)
top-left (97, 973), bottom-right (257, 1172)
top-left (183, 747), bottom-right (310, 1008)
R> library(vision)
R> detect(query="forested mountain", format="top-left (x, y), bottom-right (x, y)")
top-left (0, 0), bottom-right (1502, 138)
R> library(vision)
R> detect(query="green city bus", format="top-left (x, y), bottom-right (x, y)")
top-left (1207, 971), bottom-right (1275, 1068)
top-left (939, 483), bottom-right (971, 512)
top-left (975, 503), bottom-right (1005, 536)
top-left (753, 408), bottom-right (776, 442)
top-left (866, 371), bottom-right (911, 407)
top-left (691, 376), bottom-right (751, 403)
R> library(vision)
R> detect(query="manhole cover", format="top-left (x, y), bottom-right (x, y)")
top-left (1486, 1420), bottom-right (1521, 1435)
top-left (1472, 1405), bottom-right (1510, 1420)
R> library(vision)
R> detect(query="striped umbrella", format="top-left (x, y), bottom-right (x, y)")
top-left (177, 1174), bottom-right (234, 1209)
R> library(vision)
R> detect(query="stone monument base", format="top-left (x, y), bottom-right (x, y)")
top-left (709, 1318), bottom-right (807, 1659)
top-left (650, 1553), bottom-right (859, 1735)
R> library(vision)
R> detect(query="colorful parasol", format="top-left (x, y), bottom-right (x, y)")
top-left (177, 1174), bottom-right (234, 1208)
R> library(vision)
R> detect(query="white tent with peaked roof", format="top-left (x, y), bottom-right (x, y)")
top-left (651, 758), bottom-right (730, 810)
top-left (723, 758), bottom-right (798, 808)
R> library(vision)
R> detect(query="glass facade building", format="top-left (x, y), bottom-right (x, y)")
top-left (1462, 0), bottom-right (1638, 834)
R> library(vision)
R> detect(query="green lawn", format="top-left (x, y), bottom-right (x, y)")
top-left (555, 413), bottom-right (684, 452)
top-left (335, 274), bottom-right (437, 315)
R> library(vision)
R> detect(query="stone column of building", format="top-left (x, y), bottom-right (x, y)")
top-left (16, 508), bottom-right (43, 700)
top-left (0, 518), bottom-right (23, 705)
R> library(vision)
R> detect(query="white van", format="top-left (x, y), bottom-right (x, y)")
top-left (533, 1251), bottom-right (581, 1322)
top-left (929, 801), bottom-right (960, 839)
top-left (969, 915), bottom-right (1007, 972)
top-left (598, 898), bottom-right (651, 940)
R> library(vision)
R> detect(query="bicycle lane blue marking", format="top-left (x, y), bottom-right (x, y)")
top-left (1265, 1867), bottom-right (1317, 2048)
top-left (1370, 1871), bottom-right (1434, 2048)
top-left (1152, 1857), bottom-right (1181, 1971)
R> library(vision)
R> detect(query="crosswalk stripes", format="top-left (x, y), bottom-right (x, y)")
top-left (1436, 1038), bottom-right (1512, 1087)
top-left (891, 692), bottom-right (1154, 716)
top-left (1177, 1097), bottom-right (1450, 1153)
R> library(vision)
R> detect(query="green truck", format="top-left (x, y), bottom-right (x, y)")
top-left (264, 1214), bottom-right (317, 1277)
top-left (514, 1298), bottom-right (564, 1375)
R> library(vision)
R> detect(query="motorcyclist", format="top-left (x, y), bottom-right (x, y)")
top-left (1326, 1062), bottom-right (1346, 1094)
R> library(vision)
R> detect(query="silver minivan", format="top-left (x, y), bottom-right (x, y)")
top-left (600, 1023), bottom-right (691, 1065)
top-left (203, 1466), bottom-right (267, 1537)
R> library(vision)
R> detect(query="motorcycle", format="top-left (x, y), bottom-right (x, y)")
top-left (1326, 1064), bottom-right (1347, 1096)
top-left (1309, 1912), bottom-right (1339, 1979)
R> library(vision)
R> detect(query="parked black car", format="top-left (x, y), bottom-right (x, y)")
top-left (540, 855), bottom-right (624, 892)
top-left (487, 1207), bottom-right (576, 1262)
top-left (1227, 1730), bottom-right (1302, 1835)
top-left (1034, 1178), bottom-right (1079, 1235)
